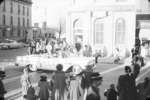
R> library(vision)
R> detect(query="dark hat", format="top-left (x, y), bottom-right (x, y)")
top-left (0, 71), bottom-right (6, 78)
top-left (125, 66), bottom-right (131, 71)
top-left (40, 73), bottom-right (47, 78)
top-left (90, 72), bottom-right (103, 81)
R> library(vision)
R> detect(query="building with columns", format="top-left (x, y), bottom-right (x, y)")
top-left (66, 0), bottom-right (136, 57)
top-left (0, 0), bottom-right (32, 40)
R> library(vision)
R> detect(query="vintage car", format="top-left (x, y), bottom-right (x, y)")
top-left (0, 39), bottom-right (27, 49)
top-left (15, 54), bottom-right (95, 71)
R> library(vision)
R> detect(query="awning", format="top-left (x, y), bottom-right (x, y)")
top-left (139, 29), bottom-right (150, 40)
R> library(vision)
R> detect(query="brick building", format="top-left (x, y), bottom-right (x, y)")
top-left (0, 0), bottom-right (32, 40)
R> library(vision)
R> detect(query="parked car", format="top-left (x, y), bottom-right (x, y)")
top-left (0, 39), bottom-right (28, 49)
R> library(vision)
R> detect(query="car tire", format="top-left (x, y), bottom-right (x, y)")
top-left (28, 64), bottom-right (37, 71)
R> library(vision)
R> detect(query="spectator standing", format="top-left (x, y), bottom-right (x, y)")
top-left (86, 72), bottom-right (103, 100)
top-left (24, 85), bottom-right (38, 100)
top-left (0, 71), bottom-right (6, 100)
top-left (117, 65), bottom-right (140, 100)
top-left (46, 41), bottom-right (52, 56)
top-left (20, 67), bottom-right (31, 99)
top-left (38, 73), bottom-right (51, 100)
top-left (137, 77), bottom-right (150, 100)
top-left (81, 65), bottom-right (93, 100)
top-left (35, 40), bottom-right (40, 54)
top-left (69, 65), bottom-right (83, 100)
top-left (53, 64), bottom-right (67, 100)
top-left (104, 84), bottom-right (118, 100)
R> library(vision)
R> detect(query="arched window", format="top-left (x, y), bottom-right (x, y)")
top-left (94, 19), bottom-right (104, 44)
top-left (115, 18), bottom-right (125, 44)
top-left (73, 18), bottom-right (83, 42)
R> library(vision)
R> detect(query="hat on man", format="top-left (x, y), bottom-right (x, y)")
top-left (40, 73), bottom-right (47, 78)
top-left (90, 72), bottom-right (103, 81)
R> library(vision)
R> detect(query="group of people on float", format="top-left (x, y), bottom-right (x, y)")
top-left (27, 37), bottom-right (93, 58)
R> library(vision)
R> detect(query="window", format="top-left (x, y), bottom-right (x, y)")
top-left (23, 6), bottom-right (25, 15)
top-left (3, 0), bottom-right (6, 12)
top-left (18, 17), bottom-right (20, 26)
top-left (10, 0), bottom-right (13, 13)
top-left (18, 29), bottom-right (20, 37)
top-left (115, 18), bottom-right (126, 44)
top-left (2, 29), bottom-right (6, 37)
top-left (27, 19), bottom-right (29, 27)
top-left (23, 18), bottom-right (25, 26)
top-left (18, 5), bottom-right (20, 14)
top-left (27, 8), bottom-right (29, 16)
top-left (10, 16), bottom-right (13, 26)
top-left (3, 15), bottom-right (5, 25)
top-left (94, 19), bottom-right (104, 44)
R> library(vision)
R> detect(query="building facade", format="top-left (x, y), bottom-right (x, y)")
top-left (66, 0), bottom-right (136, 57)
top-left (0, 0), bottom-right (32, 40)
top-left (136, 0), bottom-right (150, 38)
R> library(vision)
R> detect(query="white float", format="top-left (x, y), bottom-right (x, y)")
top-left (15, 54), bottom-right (94, 71)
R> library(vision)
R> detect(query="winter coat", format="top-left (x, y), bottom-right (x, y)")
top-left (86, 86), bottom-right (101, 100)
top-left (38, 81), bottom-right (51, 100)
top-left (105, 89), bottom-right (118, 100)
top-left (117, 74), bottom-right (138, 100)
top-left (81, 71), bottom-right (93, 90)
top-left (25, 86), bottom-right (37, 100)
top-left (53, 71), bottom-right (66, 100)
top-left (0, 80), bottom-right (6, 100)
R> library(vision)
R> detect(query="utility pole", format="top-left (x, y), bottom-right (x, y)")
top-left (59, 20), bottom-right (62, 39)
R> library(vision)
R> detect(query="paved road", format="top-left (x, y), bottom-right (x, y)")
top-left (0, 47), bottom-right (28, 62)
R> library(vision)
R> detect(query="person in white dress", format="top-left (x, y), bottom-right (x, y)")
top-left (46, 41), bottom-right (52, 56)
top-left (20, 67), bottom-right (31, 99)
top-left (69, 65), bottom-right (83, 100)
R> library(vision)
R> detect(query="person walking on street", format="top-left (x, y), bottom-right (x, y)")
top-left (69, 65), bottom-right (83, 100)
top-left (86, 72), bottom-right (103, 100)
top-left (20, 67), bottom-right (31, 99)
top-left (24, 85), bottom-right (38, 100)
top-left (0, 71), bottom-right (6, 100)
top-left (104, 84), bottom-right (118, 100)
top-left (38, 73), bottom-right (51, 100)
top-left (81, 65), bottom-right (93, 100)
top-left (117, 65), bottom-right (140, 100)
top-left (137, 77), bottom-right (150, 100)
top-left (53, 64), bottom-right (67, 100)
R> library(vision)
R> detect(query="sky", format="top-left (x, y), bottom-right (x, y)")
top-left (32, 0), bottom-right (72, 28)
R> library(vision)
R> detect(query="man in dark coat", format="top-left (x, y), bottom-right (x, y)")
top-left (117, 65), bottom-right (140, 100)
top-left (86, 72), bottom-right (103, 100)
top-left (104, 84), bottom-right (118, 100)
top-left (0, 71), bottom-right (6, 100)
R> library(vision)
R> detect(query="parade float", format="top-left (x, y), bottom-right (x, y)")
top-left (15, 54), bottom-right (94, 71)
